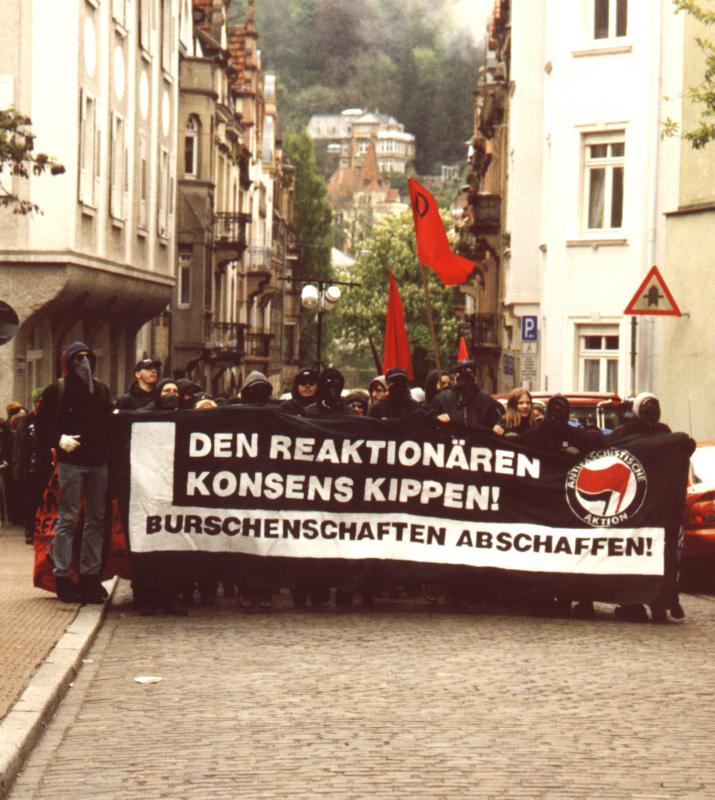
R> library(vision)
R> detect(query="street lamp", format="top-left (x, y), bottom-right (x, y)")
top-left (300, 281), bottom-right (343, 370)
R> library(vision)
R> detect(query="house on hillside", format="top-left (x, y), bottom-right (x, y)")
top-left (308, 108), bottom-right (415, 178)
top-left (327, 139), bottom-right (406, 256)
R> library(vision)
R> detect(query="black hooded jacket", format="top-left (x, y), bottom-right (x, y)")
top-left (431, 383), bottom-right (503, 430)
top-left (281, 370), bottom-right (318, 416)
top-left (37, 341), bottom-right (113, 466)
top-left (115, 380), bottom-right (153, 410)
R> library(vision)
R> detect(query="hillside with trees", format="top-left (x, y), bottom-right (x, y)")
top-left (229, 0), bottom-right (484, 174)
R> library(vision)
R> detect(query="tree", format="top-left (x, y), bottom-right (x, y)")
top-left (0, 109), bottom-right (65, 214)
top-left (668, 1), bottom-right (715, 148)
top-left (329, 212), bottom-right (462, 385)
top-left (283, 131), bottom-right (334, 364)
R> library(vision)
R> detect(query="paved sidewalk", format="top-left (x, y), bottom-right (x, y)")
top-left (0, 524), bottom-right (114, 799)
top-left (0, 525), bottom-right (79, 721)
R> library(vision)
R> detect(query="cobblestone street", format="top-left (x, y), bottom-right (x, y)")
top-left (8, 583), bottom-right (715, 800)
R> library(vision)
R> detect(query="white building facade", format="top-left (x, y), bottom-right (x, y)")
top-left (504, 0), bottom-right (684, 403)
top-left (0, 0), bottom-right (181, 402)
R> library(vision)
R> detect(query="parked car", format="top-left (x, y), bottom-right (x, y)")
top-left (681, 441), bottom-right (715, 591)
top-left (494, 392), bottom-right (627, 432)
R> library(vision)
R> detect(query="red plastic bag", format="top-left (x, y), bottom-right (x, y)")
top-left (32, 465), bottom-right (132, 593)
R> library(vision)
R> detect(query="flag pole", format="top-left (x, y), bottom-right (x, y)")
top-left (418, 262), bottom-right (442, 371)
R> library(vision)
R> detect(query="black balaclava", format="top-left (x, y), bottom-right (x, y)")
top-left (318, 368), bottom-right (345, 410)
top-left (385, 368), bottom-right (410, 404)
top-left (455, 359), bottom-right (477, 390)
top-left (544, 395), bottom-right (570, 431)
top-left (152, 378), bottom-right (180, 410)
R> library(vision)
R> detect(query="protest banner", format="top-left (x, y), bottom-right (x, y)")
top-left (113, 408), bottom-right (693, 605)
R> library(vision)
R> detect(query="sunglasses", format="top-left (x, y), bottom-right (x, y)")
top-left (298, 379), bottom-right (317, 386)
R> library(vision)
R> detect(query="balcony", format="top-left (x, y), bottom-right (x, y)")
top-left (464, 313), bottom-right (500, 351)
top-left (205, 321), bottom-right (245, 364)
top-left (244, 331), bottom-right (272, 360)
top-left (468, 193), bottom-right (501, 235)
top-left (246, 246), bottom-right (274, 297)
top-left (213, 212), bottom-right (249, 264)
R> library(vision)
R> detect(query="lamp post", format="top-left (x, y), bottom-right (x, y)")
top-left (283, 277), bottom-right (359, 371)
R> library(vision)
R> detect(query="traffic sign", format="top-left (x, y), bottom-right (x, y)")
top-left (624, 266), bottom-right (681, 316)
top-left (520, 315), bottom-right (538, 341)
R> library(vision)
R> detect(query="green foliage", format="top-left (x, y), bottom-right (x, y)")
top-left (230, 0), bottom-right (483, 173)
top-left (283, 130), bottom-right (334, 364)
top-left (330, 212), bottom-right (461, 385)
top-left (0, 108), bottom-right (65, 214)
top-left (671, 0), bottom-right (715, 148)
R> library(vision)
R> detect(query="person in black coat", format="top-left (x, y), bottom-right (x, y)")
top-left (36, 341), bottom-right (113, 604)
top-left (431, 359), bottom-right (503, 432)
top-left (115, 358), bottom-right (161, 410)
top-left (280, 367), bottom-right (319, 416)
top-left (368, 367), bottom-right (424, 420)
top-left (516, 394), bottom-right (602, 456)
top-left (607, 392), bottom-right (681, 623)
top-left (305, 369), bottom-right (354, 418)
top-left (607, 392), bottom-right (671, 443)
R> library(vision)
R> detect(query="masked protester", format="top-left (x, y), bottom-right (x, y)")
top-left (281, 368), bottom-right (319, 416)
top-left (36, 342), bottom-right (113, 604)
top-left (143, 379), bottom-right (181, 411)
top-left (515, 395), bottom-right (605, 620)
top-left (305, 368), bottom-right (353, 418)
top-left (176, 379), bottom-right (204, 409)
top-left (431, 359), bottom-right (503, 432)
top-left (608, 392), bottom-right (671, 443)
top-left (369, 367), bottom-right (424, 420)
top-left (606, 393), bottom-right (681, 623)
top-left (235, 371), bottom-right (274, 406)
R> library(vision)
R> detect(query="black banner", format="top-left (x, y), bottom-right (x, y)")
top-left (116, 408), bottom-right (693, 604)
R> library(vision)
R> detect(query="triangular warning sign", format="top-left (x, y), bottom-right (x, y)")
top-left (624, 265), bottom-right (681, 316)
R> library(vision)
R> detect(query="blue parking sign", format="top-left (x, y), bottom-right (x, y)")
top-left (520, 315), bottom-right (538, 342)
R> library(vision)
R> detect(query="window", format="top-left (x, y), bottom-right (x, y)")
top-left (161, 0), bottom-right (173, 75)
top-left (158, 146), bottom-right (169, 237)
top-left (578, 328), bottom-right (619, 392)
top-left (184, 117), bottom-right (198, 177)
top-left (139, 0), bottom-right (151, 53)
top-left (283, 323), bottom-right (296, 362)
top-left (178, 249), bottom-right (191, 307)
top-left (78, 89), bottom-right (97, 206)
top-left (112, 0), bottom-right (128, 27)
top-left (594, 0), bottom-right (627, 40)
top-left (583, 132), bottom-right (624, 232)
top-left (110, 112), bottom-right (125, 220)
top-left (138, 131), bottom-right (148, 230)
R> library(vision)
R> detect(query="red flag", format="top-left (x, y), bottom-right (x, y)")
top-left (408, 178), bottom-right (475, 286)
top-left (457, 336), bottom-right (469, 361)
top-left (382, 272), bottom-right (414, 379)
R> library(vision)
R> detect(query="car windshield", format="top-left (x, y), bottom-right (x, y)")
top-left (690, 446), bottom-right (715, 485)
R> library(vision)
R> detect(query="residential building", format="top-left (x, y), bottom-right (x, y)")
top-left (308, 108), bottom-right (416, 178)
top-left (172, 0), bottom-right (297, 397)
top-left (0, 0), bottom-right (181, 403)
top-left (495, 0), bottom-right (682, 402)
top-left (327, 139), bottom-right (406, 256)
top-left (454, 3), bottom-right (510, 393)
top-left (661, 9), bottom-right (714, 440)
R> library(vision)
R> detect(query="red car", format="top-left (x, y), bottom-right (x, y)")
top-left (494, 392), bottom-right (627, 432)
top-left (682, 442), bottom-right (715, 590)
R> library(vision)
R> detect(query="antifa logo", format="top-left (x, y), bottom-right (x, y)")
top-left (575, 463), bottom-right (632, 515)
top-left (566, 450), bottom-right (647, 526)
top-left (414, 191), bottom-right (430, 218)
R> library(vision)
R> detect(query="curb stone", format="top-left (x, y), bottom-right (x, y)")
top-left (0, 578), bottom-right (117, 800)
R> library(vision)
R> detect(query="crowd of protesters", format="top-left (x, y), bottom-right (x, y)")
top-left (1, 339), bottom-right (685, 622)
